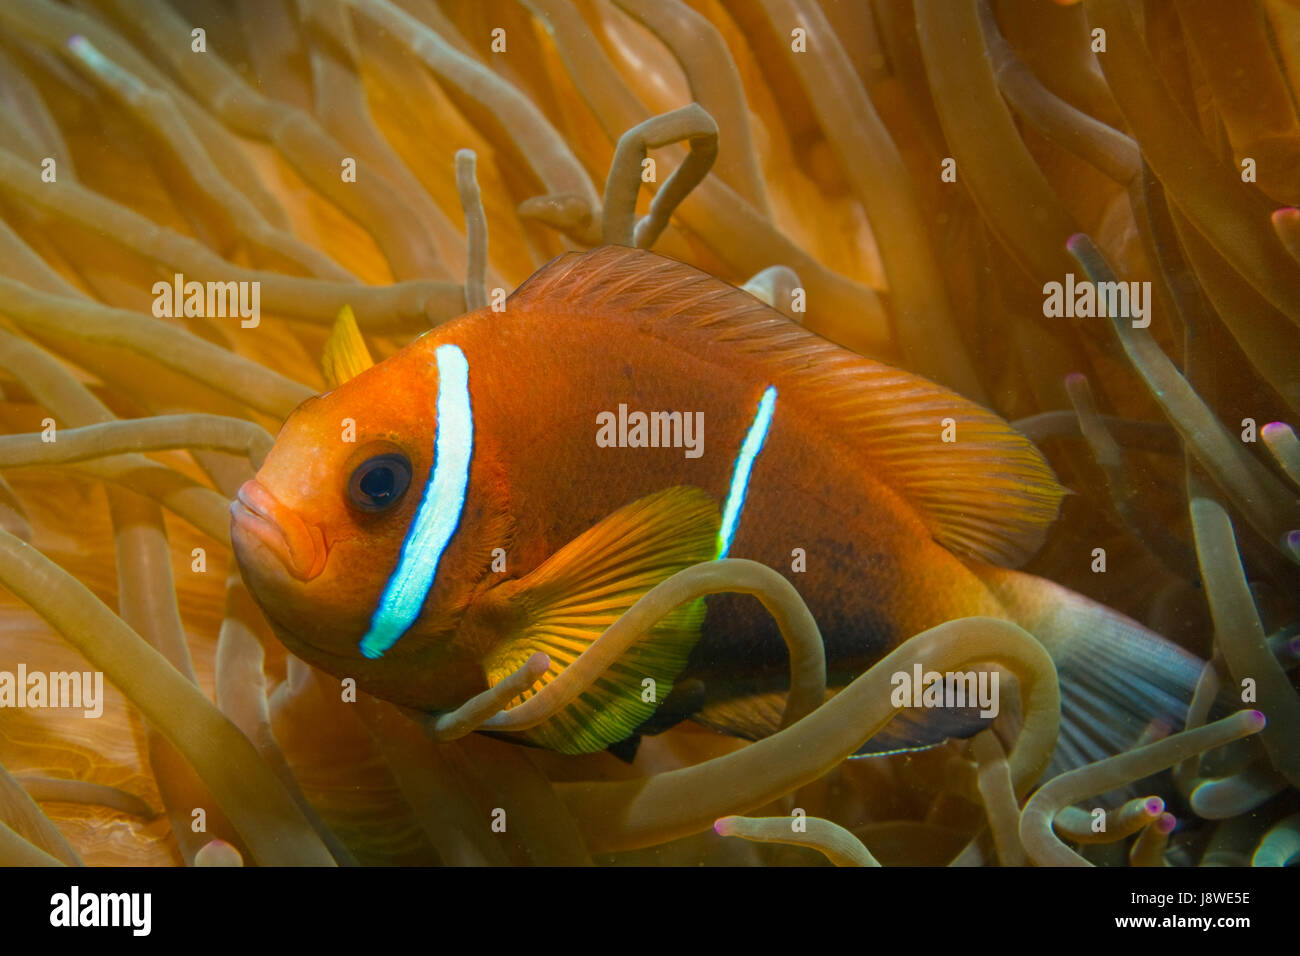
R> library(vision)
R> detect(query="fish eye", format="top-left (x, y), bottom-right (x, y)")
top-left (347, 454), bottom-right (413, 513)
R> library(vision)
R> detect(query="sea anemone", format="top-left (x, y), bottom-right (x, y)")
top-left (0, 0), bottom-right (1296, 867)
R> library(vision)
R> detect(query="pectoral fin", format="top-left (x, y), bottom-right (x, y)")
top-left (483, 486), bottom-right (720, 754)
top-left (321, 305), bottom-right (374, 388)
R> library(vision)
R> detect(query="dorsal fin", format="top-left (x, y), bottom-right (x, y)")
top-left (510, 247), bottom-right (1065, 567)
top-left (321, 304), bottom-right (374, 388)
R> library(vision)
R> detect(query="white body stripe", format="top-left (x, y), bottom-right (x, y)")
top-left (359, 344), bottom-right (473, 659)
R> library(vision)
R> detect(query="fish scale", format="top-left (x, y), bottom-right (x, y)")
top-left (232, 246), bottom-right (1203, 764)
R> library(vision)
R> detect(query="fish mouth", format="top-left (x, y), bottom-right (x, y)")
top-left (230, 480), bottom-right (328, 582)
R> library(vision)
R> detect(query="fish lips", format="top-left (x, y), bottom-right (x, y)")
top-left (230, 480), bottom-right (328, 582)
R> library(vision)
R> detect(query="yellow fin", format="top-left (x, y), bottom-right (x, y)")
top-left (321, 305), bottom-right (374, 388)
top-left (483, 486), bottom-right (720, 754)
top-left (510, 247), bottom-right (1064, 566)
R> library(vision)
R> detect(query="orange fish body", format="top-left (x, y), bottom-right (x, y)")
top-left (233, 247), bottom-right (1198, 760)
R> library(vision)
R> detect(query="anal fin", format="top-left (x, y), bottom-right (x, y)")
top-left (692, 683), bottom-right (995, 756)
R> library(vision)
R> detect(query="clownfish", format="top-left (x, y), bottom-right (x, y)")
top-left (231, 246), bottom-right (1200, 764)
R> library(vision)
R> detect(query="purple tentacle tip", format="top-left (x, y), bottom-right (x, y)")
top-left (1145, 797), bottom-right (1164, 816)
top-left (1155, 813), bottom-right (1177, 834)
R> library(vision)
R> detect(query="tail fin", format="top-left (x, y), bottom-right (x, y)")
top-left (972, 565), bottom-right (1204, 778)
